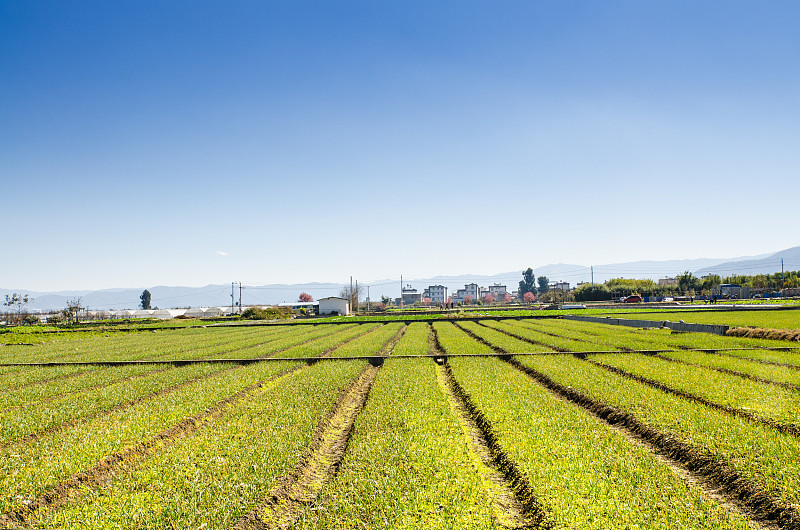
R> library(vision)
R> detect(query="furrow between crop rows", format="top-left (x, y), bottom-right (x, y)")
top-left (504, 358), bottom-right (800, 529)
top-left (436, 357), bottom-right (550, 529)
top-left (0, 363), bottom-right (303, 529)
top-left (234, 362), bottom-right (380, 530)
top-left (581, 357), bottom-right (800, 438)
top-left (650, 352), bottom-right (800, 391)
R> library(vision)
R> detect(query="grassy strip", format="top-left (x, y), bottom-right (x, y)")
top-left (295, 330), bottom-right (500, 529)
top-left (498, 321), bottom-right (593, 351)
top-left (610, 309), bottom-right (800, 330)
top-left (0, 324), bottom-right (371, 516)
top-left (0, 364), bottom-right (164, 411)
top-left (36, 361), bottom-right (364, 529)
top-left (449, 356), bottom-right (751, 529)
top-left (590, 353), bottom-right (800, 428)
top-left (328, 323), bottom-right (405, 357)
top-left (513, 354), bottom-right (800, 510)
top-left (658, 350), bottom-right (800, 388)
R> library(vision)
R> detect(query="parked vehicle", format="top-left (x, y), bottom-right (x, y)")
top-left (623, 294), bottom-right (643, 303)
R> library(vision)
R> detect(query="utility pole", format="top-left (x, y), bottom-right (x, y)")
top-left (782, 258), bottom-right (785, 290)
top-left (350, 276), bottom-right (353, 313)
top-left (355, 280), bottom-right (359, 313)
top-left (367, 286), bottom-right (370, 312)
top-left (231, 282), bottom-right (234, 315)
top-left (591, 266), bottom-right (594, 286)
top-left (238, 282), bottom-right (243, 314)
top-left (400, 275), bottom-right (403, 309)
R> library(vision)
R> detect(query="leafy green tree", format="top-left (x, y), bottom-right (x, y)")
top-left (519, 268), bottom-right (536, 298)
top-left (140, 289), bottom-right (152, 310)
top-left (677, 271), bottom-right (700, 294)
top-left (537, 276), bottom-right (549, 294)
top-left (573, 283), bottom-right (612, 301)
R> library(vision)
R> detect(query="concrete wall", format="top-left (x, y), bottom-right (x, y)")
top-left (563, 315), bottom-right (728, 335)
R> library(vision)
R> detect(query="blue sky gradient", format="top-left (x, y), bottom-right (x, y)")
top-left (2, 1), bottom-right (798, 290)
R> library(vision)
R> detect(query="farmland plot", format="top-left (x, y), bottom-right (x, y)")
top-left (2, 319), bottom-right (799, 529)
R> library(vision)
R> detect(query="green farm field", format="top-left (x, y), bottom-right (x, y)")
top-left (1, 318), bottom-right (799, 529)
top-left (605, 307), bottom-right (800, 330)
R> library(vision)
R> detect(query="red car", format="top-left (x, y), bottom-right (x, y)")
top-left (623, 294), bottom-right (643, 303)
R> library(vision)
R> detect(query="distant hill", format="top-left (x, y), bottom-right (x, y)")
top-left (694, 246), bottom-right (800, 278)
top-left (4, 247), bottom-right (797, 311)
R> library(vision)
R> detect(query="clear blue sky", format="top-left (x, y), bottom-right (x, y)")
top-left (2, 1), bottom-right (798, 291)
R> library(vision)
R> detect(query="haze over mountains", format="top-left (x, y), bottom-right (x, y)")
top-left (4, 247), bottom-right (798, 311)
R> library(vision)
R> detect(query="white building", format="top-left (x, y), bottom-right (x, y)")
top-left (452, 283), bottom-right (480, 303)
top-left (488, 283), bottom-right (507, 298)
top-left (318, 297), bottom-right (350, 316)
top-left (422, 285), bottom-right (448, 304)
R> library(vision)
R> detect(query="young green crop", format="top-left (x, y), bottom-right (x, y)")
top-left (660, 349), bottom-right (800, 387)
top-left (0, 360), bottom-right (299, 515)
top-left (297, 357), bottom-right (499, 529)
top-left (449, 357), bottom-right (750, 529)
top-left (513, 354), bottom-right (800, 508)
top-left (36, 360), bottom-right (364, 529)
top-left (328, 322), bottom-right (404, 357)
top-left (589, 353), bottom-right (800, 426)
top-left (0, 363), bottom-right (225, 445)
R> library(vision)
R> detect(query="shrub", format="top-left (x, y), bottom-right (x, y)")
top-left (240, 306), bottom-right (292, 320)
top-left (574, 283), bottom-right (613, 302)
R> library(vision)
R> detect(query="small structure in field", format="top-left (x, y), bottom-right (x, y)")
top-left (318, 297), bottom-right (351, 316)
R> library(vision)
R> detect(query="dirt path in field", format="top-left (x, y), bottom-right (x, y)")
top-left (432, 325), bottom-right (550, 529)
top-left (647, 352), bottom-right (800, 391)
top-left (458, 323), bottom-right (799, 529)
top-left (0, 325), bottom-right (392, 528)
top-left (582, 356), bottom-right (800, 438)
top-left (233, 326), bottom-right (405, 530)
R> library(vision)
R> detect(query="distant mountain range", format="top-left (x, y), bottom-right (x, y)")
top-left (4, 246), bottom-right (798, 311)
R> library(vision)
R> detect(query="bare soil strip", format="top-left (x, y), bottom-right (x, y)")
top-left (0, 365), bottom-right (173, 414)
top-left (476, 321), bottom-right (570, 352)
top-left (233, 325), bottom-right (403, 529)
top-left (581, 356), bottom-right (800, 438)
top-left (431, 327), bottom-right (550, 529)
top-left (505, 358), bottom-right (800, 530)
top-left (727, 327), bottom-right (800, 342)
top-left (233, 363), bottom-right (380, 530)
top-left (0, 364), bottom-right (303, 529)
top-left (647, 352), bottom-right (800, 392)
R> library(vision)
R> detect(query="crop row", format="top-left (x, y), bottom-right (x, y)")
top-left (297, 323), bottom-right (499, 529)
top-left (35, 360), bottom-right (365, 529)
top-left (0, 324), bottom-right (358, 413)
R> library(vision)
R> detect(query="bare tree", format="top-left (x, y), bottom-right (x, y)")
top-left (62, 298), bottom-right (83, 324)
top-left (339, 284), bottom-right (363, 313)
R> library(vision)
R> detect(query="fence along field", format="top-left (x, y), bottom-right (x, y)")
top-left (1, 318), bottom-right (799, 529)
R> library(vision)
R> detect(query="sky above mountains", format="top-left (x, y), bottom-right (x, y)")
top-left (2, 1), bottom-right (799, 291)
